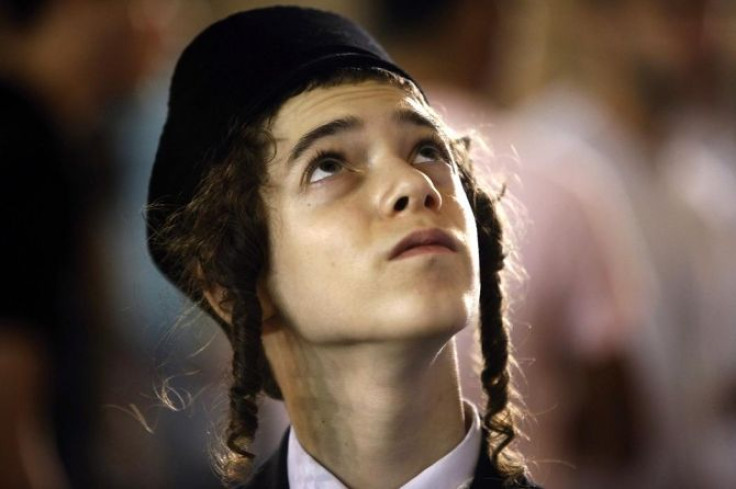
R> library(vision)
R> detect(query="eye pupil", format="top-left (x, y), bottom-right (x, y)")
top-left (416, 144), bottom-right (444, 163)
top-left (307, 155), bottom-right (345, 184)
top-left (320, 160), bottom-right (340, 172)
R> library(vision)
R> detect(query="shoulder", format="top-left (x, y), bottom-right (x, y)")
top-left (470, 468), bottom-right (542, 489)
top-left (469, 467), bottom-right (542, 489)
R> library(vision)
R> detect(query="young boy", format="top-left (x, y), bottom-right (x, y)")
top-left (146, 7), bottom-right (538, 489)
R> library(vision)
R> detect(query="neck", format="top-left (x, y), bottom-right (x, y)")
top-left (264, 329), bottom-right (467, 489)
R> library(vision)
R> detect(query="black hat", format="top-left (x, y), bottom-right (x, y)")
top-left (147, 6), bottom-right (421, 288)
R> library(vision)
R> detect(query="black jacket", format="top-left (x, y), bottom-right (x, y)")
top-left (239, 430), bottom-right (541, 489)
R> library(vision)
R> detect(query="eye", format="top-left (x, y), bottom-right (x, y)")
top-left (412, 138), bottom-right (451, 165)
top-left (305, 151), bottom-right (346, 184)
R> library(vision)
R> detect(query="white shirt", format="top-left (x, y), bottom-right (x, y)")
top-left (287, 402), bottom-right (482, 489)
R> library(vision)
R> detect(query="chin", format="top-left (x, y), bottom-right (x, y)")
top-left (282, 285), bottom-right (479, 345)
top-left (376, 294), bottom-right (476, 342)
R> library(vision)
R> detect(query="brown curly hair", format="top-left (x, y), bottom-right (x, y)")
top-left (152, 67), bottom-right (525, 486)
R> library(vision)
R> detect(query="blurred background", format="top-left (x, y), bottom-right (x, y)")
top-left (1, 0), bottom-right (734, 488)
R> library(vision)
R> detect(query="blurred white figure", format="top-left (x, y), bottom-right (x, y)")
top-left (659, 107), bottom-right (736, 488)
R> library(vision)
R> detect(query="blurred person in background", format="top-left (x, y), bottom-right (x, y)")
top-left (503, 0), bottom-right (729, 487)
top-left (375, 1), bottom-right (651, 487)
top-left (655, 1), bottom-right (736, 486)
top-left (0, 0), bottom-right (168, 487)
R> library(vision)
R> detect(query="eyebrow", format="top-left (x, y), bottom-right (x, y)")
top-left (286, 108), bottom-right (441, 164)
top-left (392, 108), bottom-right (441, 132)
top-left (289, 116), bottom-right (363, 163)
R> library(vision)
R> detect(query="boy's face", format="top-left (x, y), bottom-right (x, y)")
top-left (260, 81), bottom-right (480, 344)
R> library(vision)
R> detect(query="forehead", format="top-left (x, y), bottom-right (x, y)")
top-left (270, 81), bottom-right (433, 138)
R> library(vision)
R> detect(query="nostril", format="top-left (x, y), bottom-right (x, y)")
top-left (394, 196), bottom-right (409, 212)
top-left (424, 194), bottom-right (437, 208)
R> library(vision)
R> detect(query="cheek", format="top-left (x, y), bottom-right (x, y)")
top-left (450, 176), bottom-right (478, 235)
top-left (464, 210), bottom-right (481, 289)
top-left (263, 205), bottom-right (364, 327)
top-left (452, 186), bottom-right (481, 280)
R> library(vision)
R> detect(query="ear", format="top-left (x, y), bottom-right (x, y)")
top-left (202, 278), bottom-right (278, 327)
top-left (203, 284), bottom-right (233, 325)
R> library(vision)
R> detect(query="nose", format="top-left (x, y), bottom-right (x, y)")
top-left (379, 164), bottom-right (443, 217)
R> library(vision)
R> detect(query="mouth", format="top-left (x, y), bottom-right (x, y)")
top-left (389, 228), bottom-right (458, 260)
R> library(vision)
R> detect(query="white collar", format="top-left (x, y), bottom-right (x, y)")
top-left (287, 401), bottom-right (481, 489)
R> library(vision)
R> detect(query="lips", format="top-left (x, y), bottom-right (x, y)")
top-left (389, 228), bottom-right (458, 260)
